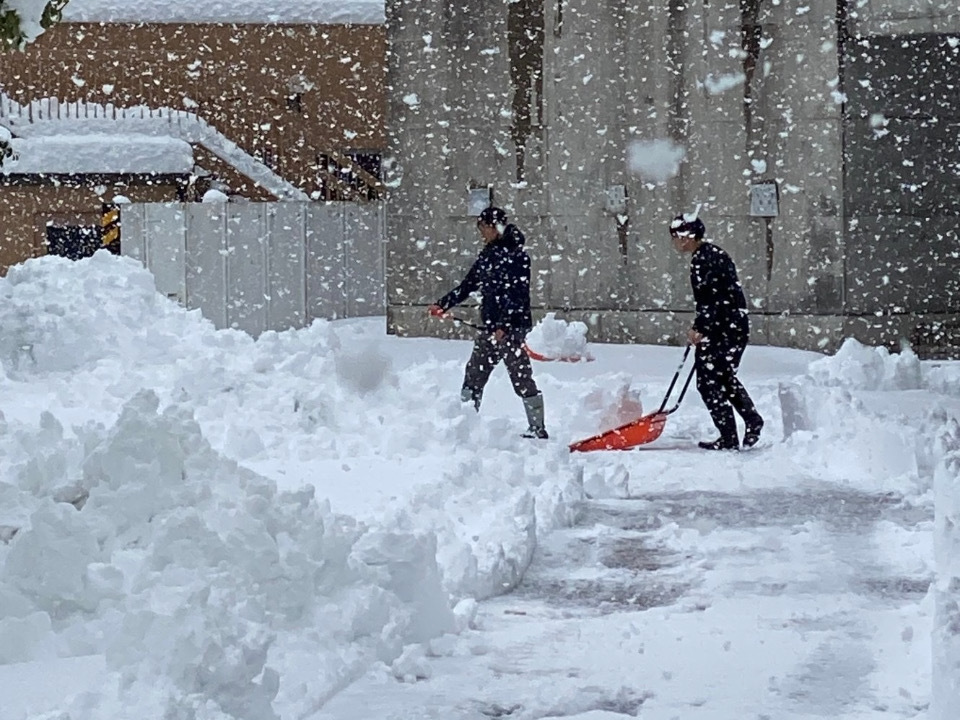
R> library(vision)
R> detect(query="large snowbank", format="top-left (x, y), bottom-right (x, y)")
top-left (0, 252), bottom-right (579, 719)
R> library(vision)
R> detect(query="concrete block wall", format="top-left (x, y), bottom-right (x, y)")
top-left (386, 0), bottom-right (960, 356)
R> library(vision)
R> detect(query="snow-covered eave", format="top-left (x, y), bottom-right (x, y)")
top-left (4, 135), bottom-right (196, 175)
top-left (60, 0), bottom-right (385, 25)
top-left (0, 98), bottom-right (309, 201)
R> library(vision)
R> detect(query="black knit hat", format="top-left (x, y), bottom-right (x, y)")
top-left (669, 214), bottom-right (705, 239)
top-left (477, 207), bottom-right (508, 227)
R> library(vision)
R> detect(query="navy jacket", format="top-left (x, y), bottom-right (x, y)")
top-left (690, 242), bottom-right (749, 343)
top-left (437, 224), bottom-right (533, 332)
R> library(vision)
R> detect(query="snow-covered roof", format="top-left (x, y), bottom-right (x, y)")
top-left (6, 135), bottom-right (194, 175)
top-left (0, 97), bottom-right (309, 200)
top-left (61, 0), bottom-right (385, 25)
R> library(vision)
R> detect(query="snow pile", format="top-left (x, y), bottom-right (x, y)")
top-left (1, 390), bottom-right (457, 719)
top-left (777, 339), bottom-right (939, 492)
top-left (1, 251), bottom-right (955, 718)
top-left (920, 362), bottom-right (960, 400)
top-left (0, 253), bottom-right (582, 720)
top-left (933, 425), bottom-right (960, 718)
top-left (0, 251), bottom-right (215, 375)
top-left (807, 338), bottom-right (923, 391)
top-left (525, 312), bottom-right (593, 361)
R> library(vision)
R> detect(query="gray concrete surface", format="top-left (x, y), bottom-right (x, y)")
top-left (385, 0), bottom-right (960, 356)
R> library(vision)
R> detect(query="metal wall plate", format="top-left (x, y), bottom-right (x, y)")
top-left (749, 181), bottom-right (779, 217)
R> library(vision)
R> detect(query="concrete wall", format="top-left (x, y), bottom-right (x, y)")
top-left (385, 0), bottom-right (960, 356)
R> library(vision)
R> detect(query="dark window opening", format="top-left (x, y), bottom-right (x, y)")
top-left (315, 150), bottom-right (383, 201)
top-left (46, 225), bottom-right (112, 260)
top-left (260, 146), bottom-right (277, 169)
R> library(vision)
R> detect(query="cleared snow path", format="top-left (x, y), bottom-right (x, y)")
top-left (312, 475), bottom-right (932, 720)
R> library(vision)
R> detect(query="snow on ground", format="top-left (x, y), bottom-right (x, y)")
top-left (0, 251), bottom-right (953, 719)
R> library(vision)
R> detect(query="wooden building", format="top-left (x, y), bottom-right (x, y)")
top-left (0, 2), bottom-right (386, 273)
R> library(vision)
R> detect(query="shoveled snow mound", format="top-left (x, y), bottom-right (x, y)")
top-left (526, 313), bottom-right (593, 361)
top-left (807, 338), bottom-right (923, 391)
top-left (0, 251), bottom-right (582, 720)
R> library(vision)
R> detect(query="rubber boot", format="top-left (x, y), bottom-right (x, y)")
top-left (730, 384), bottom-right (763, 448)
top-left (461, 386), bottom-right (482, 412)
top-left (741, 417), bottom-right (764, 449)
top-left (699, 404), bottom-right (738, 450)
top-left (521, 393), bottom-right (549, 439)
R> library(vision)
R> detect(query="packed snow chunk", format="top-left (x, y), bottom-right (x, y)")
top-left (525, 313), bottom-right (593, 361)
top-left (452, 598), bottom-right (478, 633)
top-left (352, 530), bottom-right (456, 645)
top-left (5, 502), bottom-right (102, 614)
top-left (0, 611), bottom-right (58, 664)
top-left (627, 138), bottom-right (686, 184)
top-left (579, 374), bottom-right (645, 433)
top-left (391, 643), bottom-right (431, 683)
top-left (807, 338), bottom-right (922, 391)
top-left (0, 655), bottom-right (108, 720)
top-left (202, 188), bottom-right (230, 203)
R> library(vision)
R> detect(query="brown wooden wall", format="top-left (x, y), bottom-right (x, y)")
top-left (0, 22), bottom-right (387, 195)
top-left (0, 178), bottom-right (184, 273)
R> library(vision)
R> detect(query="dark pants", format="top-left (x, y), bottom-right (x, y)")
top-left (695, 336), bottom-right (762, 441)
top-left (462, 330), bottom-right (539, 409)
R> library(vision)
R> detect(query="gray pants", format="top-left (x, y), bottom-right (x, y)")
top-left (461, 330), bottom-right (539, 409)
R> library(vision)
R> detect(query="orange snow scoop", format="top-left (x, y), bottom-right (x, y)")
top-left (569, 345), bottom-right (696, 452)
top-left (522, 343), bottom-right (594, 363)
top-left (439, 313), bottom-right (578, 362)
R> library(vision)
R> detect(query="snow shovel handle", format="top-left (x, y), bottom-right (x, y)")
top-left (656, 344), bottom-right (696, 415)
top-left (442, 313), bottom-right (485, 331)
top-left (664, 360), bottom-right (696, 415)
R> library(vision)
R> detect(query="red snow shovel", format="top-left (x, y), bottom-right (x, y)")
top-left (569, 345), bottom-right (696, 452)
top-left (522, 342), bottom-right (594, 363)
top-left (439, 313), bottom-right (565, 362)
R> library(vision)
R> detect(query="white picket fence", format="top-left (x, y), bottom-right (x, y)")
top-left (121, 202), bottom-right (385, 336)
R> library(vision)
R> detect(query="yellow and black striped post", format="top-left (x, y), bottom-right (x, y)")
top-left (101, 203), bottom-right (120, 253)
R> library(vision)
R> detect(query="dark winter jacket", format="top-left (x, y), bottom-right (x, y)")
top-left (690, 241), bottom-right (749, 343)
top-left (436, 224), bottom-right (533, 333)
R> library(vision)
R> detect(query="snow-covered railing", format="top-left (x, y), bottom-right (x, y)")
top-left (0, 96), bottom-right (308, 201)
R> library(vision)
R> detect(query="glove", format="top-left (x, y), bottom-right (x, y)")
top-left (428, 304), bottom-right (445, 318)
